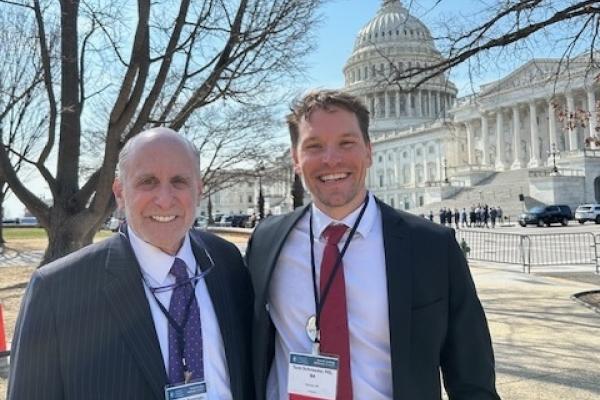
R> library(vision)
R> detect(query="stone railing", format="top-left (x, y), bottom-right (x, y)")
top-left (528, 167), bottom-right (584, 178)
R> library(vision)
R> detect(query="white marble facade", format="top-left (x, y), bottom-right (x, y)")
top-left (346, 0), bottom-right (600, 210)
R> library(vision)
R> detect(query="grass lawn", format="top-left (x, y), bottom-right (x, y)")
top-left (2, 227), bottom-right (113, 241)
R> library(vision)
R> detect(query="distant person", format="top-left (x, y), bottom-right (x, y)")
top-left (460, 208), bottom-right (468, 228)
top-left (8, 129), bottom-right (255, 400)
top-left (246, 89), bottom-right (500, 400)
top-left (454, 208), bottom-right (460, 229)
top-left (490, 207), bottom-right (497, 228)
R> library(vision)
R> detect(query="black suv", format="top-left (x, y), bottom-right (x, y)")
top-left (518, 205), bottom-right (573, 227)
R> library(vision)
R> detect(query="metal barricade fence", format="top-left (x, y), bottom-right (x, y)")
top-left (455, 230), bottom-right (600, 274)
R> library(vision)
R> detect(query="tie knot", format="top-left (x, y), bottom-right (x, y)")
top-left (170, 258), bottom-right (189, 281)
top-left (323, 224), bottom-right (348, 245)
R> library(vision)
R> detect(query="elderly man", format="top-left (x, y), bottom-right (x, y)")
top-left (246, 90), bottom-right (499, 400)
top-left (8, 128), bottom-right (254, 400)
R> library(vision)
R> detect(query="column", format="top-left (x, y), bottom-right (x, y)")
top-left (588, 89), bottom-right (597, 138)
top-left (383, 150), bottom-right (388, 187)
top-left (511, 105), bottom-right (522, 169)
top-left (410, 145), bottom-right (416, 186)
top-left (407, 92), bottom-right (413, 117)
top-left (427, 90), bottom-right (435, 117)
top-left (466, 122), bottom-right (475, 165)
top-left (495, 109), bottom-right (507, 170)
top-left (529, 101), bottom-right (541, 167)
top-left (416, 90), bottom-right (422, 117)
top-left (566, 92), bottom-right (578, 150)
top-left (547, 98), bottom-right (558, 148)
top-left (395, 91), bottom-right (401, 117)
top-left (481, 114), bottom-right (489, 166)
top-left (383, 92), bottom-right (388, 118)
top-left (423, 145), bottom-right (429, 183)
top-left (394, 150), bottom-right (399, 186)
top-left (436, 141), bottom-right (442, 180)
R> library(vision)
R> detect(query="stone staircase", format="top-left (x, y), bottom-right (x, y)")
top-left (411, 169), bottom-right (545, 220)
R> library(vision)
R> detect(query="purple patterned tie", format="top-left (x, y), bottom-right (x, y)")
top-left (168, 258), bottom-right (204, 384)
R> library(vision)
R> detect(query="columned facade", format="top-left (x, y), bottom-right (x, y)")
top-left (341, 0), bottom-right (600, 210)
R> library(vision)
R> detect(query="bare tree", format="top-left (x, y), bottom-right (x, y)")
top-left (0, 7), bottom-right (46, 247)
top-left (385, 1), bottom-right (600, 92)
top-left (0, 0), bottom-right (323, 264)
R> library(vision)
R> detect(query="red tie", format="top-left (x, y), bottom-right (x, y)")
top-left (320, 224), bottom-right (353, 400)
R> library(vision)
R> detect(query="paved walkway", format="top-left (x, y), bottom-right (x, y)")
top-left (470, 263), bottom-right (600, 400)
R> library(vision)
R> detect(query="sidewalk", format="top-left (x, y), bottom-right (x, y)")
top-left (470, 263), bottom-right (600, 400)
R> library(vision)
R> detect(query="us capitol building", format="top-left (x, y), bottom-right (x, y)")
top-left (348, 0), bottom-right (600, 217)
top-left (205, 0), bottom-right (600, 218)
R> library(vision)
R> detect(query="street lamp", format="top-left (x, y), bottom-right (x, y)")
top-left (257, 161), bottom-right (265, 219)
top-left (547, 142), bottom-right (560, 173)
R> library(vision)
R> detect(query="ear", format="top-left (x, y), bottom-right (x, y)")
top-left (113, 178), bottom-right (125, 209)
top-left (291, 147), bottom-right (302, 175)
top-left (366, 142), bottom-right (373, 167)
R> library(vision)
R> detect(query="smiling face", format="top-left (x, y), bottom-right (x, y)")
top-left (113, 133), bottom-right (202, 255)
top-left (293, 106), bottom-right (372, 220)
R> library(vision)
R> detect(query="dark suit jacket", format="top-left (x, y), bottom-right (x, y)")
top-left (246, 199), bottom-right (500, 399)
top-left (8, 229), bottom-right (254, 400)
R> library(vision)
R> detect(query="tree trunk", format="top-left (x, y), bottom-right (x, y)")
top-left (292, 173), bottom-right (304, 209)
top-left (41, 207), bottom-right (105, 266)
top-left (0, 191), bottom-right (5, 246)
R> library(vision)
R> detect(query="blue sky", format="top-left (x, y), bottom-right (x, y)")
top-left (301, 0), bottom-right (565, 95)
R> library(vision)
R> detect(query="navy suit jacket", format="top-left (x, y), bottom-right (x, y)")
top-left (8, 229), bottom-right (254, 400)
top-left (246, 199), bottom-right (500, 399)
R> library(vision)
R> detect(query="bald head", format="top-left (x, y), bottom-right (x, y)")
top-left (113, 127), bottom-right (203, 254)
top-left (118, 127), bottom-right (201, 183)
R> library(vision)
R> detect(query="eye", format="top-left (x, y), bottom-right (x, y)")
top-left (340, 140), bottom-right (356, 148)
top-left (304, 142), bottom-right (322, 151)
top-left (137, 176), bottom-right (158, 188)
top-left (171, 176), bottom-right (191, 189)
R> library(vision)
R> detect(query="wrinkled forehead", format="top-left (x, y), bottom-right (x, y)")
top-left (126, 139), bottom-right (198, 177)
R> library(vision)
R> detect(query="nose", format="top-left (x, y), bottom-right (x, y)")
top-left (154, 184), bottom-right (175, 209)
top-left (322, 145), bottom-right (342, 166)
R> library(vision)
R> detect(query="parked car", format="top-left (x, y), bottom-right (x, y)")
top-left (194, 216), bottom-right (209, 229)
top-left (104, 217), bottom-right (121, 232)
top-left (18, 216), bottom-right (39, 227)
top-left (574, 204), bottom-right (600, 224)
top-left (518, 205), bottom-right (573, 227)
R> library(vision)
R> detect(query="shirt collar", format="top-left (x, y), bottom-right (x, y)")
top-left (311, 192), bottom-right (377, 240)
top-left (127, 226), bottom-right (196, 285)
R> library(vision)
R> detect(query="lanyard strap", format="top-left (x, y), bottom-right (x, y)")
top-left (145, 267), bottom-right (199, 370)
top-left (309, 193), bottom-right (370, 337)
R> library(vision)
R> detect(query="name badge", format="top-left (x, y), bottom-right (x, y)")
top-left (288, 352), bottom-right (339, 400)
top-left (164, 380), bottom-right (207, 400)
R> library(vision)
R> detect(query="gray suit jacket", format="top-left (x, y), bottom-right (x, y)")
top-left (8, 229), bottom-right (254, 400)
top-left (246, 199), bottom-right (500, 399)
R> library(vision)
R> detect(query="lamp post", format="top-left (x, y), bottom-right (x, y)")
top-left (547, 142), bottom-right (560, 173)
top-left (257, 161), bottom-right (265, 219)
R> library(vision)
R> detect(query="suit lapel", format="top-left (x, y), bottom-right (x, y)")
top-left (254, 205), bottom-right (309, 303)
top-left (103, 235), bottom-right (167, 400)
top-left (378, 200), bottom-right (413, 398)
top-left (189, 233), bottom-right (242, 398)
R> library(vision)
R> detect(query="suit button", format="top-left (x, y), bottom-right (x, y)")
top-left (265, 303), bottom-right (270, 312)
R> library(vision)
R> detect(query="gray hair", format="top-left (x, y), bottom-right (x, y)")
top-left (117, 127), bottom-right (201, 181)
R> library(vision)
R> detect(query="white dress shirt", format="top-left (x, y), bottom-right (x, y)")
top-left (267, 193), bottom-right (393, 400)
top-left (128, 227), bottom-right (233, 400)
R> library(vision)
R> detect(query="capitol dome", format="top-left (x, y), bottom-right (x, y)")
top-left (343, 0), bottom-right (457, 134)
top-left (354, 0), bottom-right (435, 52)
